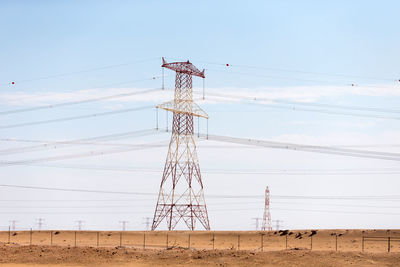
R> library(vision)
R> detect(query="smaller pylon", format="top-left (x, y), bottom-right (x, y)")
top-left (9, 220), bottom-right (18, 231)
top-left (36, 218), bottom-right (45, 231)
top-left (261, 186), bottom-right (272, 231)
top-left (272, 220), bottom-right (283, 231)
top-left (119, 221), bottom-right (129, 231)
top-left (252, 217), bottom-right (262, 230)
top-left (75, 220), bottom-right (84, 231)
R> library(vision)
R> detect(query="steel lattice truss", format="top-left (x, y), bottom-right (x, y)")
top-left (152, 58), bottom-right (210, 231)
top-left (262, 186), bottom-right (272, 231)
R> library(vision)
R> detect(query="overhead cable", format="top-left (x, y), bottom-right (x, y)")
top-left (0, 105), bottom-right (154, 130)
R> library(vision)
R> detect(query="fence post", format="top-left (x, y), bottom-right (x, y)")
top-left (97, 232), bottom-right (99, 247)
top-left (50, 231), bottom-right (53, 246)
top-left (285, 235), bottom-right (288, 250)
top-left (388, 237), bottom-right (391, 253)
top-left (30, 228), bottom-right (32, 246)
top-left (188, 233), bottom-right (191, 249)
top-left (261, 234), bottom-right (264, 252)
top-left (212, 233), bottom-right (215, 250)
top-left (335, 234), bottom-right (337, 251)
top-left (362, 236), bottom-right (364, 252)
top-left (166, 233), bottom-right (169, 249)
top-left (120, 232), bottom-right (122, 247)
top-left (74, 231), bottom-right (77, 247)
top-left (310, 235), bottom-right (313, 250)
top-left (8, 226), bottom-right (10, 244)
top-left (143, 233), bottom-right (146, 250)
top-left (237, 234), bottom-right (240, 250)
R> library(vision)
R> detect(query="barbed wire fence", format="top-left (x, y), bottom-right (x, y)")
top-left (1, 228), bottom-right (399, 253)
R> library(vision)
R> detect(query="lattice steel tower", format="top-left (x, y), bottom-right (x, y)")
top-left (152, 58), bottom-right (210, 231)
top-left (262, 186), bottom-right (272, 231)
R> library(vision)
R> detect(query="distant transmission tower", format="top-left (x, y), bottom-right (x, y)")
top-left (9, 220), bottom-right (18, 231)
top-left (261, 186), bottom-right (272, 231)
top-left (252, 218), bottom-right (262, 230)
top-left (152, 58), bottom-right (210, 231)
top-left (119, 221), bottom-right (129, 231)
top-left (36, 218), bottom-right (45, 230)
top-left (273, 220), bottom-right (283, 231)
top-left (143, 217), bottom-right (151, 231)
top-left (75, 220), bottom-right (84, 231)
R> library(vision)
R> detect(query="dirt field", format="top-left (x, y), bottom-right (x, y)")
top-left (0, 229), bottom-right (399, 266)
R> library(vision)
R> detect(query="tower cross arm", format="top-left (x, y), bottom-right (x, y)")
top-left (156, 101), bottom-right (209, 119)
top-left (162, 58), bottom-right (205, 78)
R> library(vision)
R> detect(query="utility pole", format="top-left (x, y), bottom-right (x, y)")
top-left (119, 221), bottom-right (129, 231)
top-left (152, 58), bottom-right (210, 231)
top-left (272, 220), bottom-right (283, 231)
top-left (252, 218), bottom-right (262, 230)
top-left (36, 218), bottom-right (45, 231)
top-left (261, 186), bottom-right (272, 231)
top-left (75, 220), bottom-right (84, 231)
top-left (143, 217), bottom-right (151, 231)
top-left (9, 220), bottom-right (18, 231)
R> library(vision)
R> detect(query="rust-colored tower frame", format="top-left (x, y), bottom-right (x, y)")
top-left (152, 58), bottom-right (210, 231)
top-left (262, 186), bottom-right (272, 231)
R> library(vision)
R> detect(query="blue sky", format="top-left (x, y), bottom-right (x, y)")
top-left (0, 0), bottom-right (399, 231)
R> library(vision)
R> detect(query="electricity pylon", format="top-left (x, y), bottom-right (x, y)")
top-left (119, 220), bottom-right (129, 231)
top-left (252, 217), bottom-right (262, 230)
top-left (75, 220), bottom-right (84, 231)
top-left (152, 58), bottom-right (210, 231)
top-left (262, 186), bottom-right (272, 231)
top-left (36, 218), bottom-right (45, 231)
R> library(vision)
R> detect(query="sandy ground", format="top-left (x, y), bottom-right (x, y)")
top-left (0, 244), bottom-right (400, 267)
top-left (0, 229), bottom-right (399, 266)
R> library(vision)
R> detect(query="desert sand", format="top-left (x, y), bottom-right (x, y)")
top-left (0, 229), bottom-right (399, 266)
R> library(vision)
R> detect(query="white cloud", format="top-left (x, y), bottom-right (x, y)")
top-left (0, 83), bottom-right (399, 108)
top-left (196, 84), bottom-right (400, 103)
top-left (268, 130), bottom-right (400, 150)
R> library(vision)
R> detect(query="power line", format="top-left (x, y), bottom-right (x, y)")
top-left (195, 90), bottom-right (400, 115)
top-left (249, 102), bottom-right (400, 121)
top-left (2, 206), bottom-right (398, 216)
top-left (14, 163), bottom-right (400, 175)
top-left (0, 128), bottom-right (160, 155)
top-left (1, 131), bottom-right (398, 169)
top-left (1, 198), bottom-right (400, 208)
top-left (201, 134), bottom-right (400, 162)
top-left (187, 58), bottom-right (398, 83)
top-left (0, 88), bottom-right (160, 115)
top-left (3, 132), bottom-right (396, 157)
top-left (0, 140), bottom-right (169, 166)
top-left (194, 91), bottom-right (400, 120)
top-left (1, 57), bottom-right (160, 86)
top-left (2, 200), bottom-right (398, 209)
top-left (0, 208), bottom-right (399, 216)
top-left (207, 68), bottom-right (358, 86)
top-left (0, 184), bottom-right (155, 196)
top-left (0, 105), bottom-right (154, 130)
top-left (164, 87), bottom-right (400, 120)
top-left (5, 75), bottom-right (165, 104)
top-left (1, 184), bottom-right (400, 201)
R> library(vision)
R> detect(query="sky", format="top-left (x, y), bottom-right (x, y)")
top-left (0, 0), bottom-right (399, 231)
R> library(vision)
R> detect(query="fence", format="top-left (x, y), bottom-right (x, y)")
top-left (1, 229), bottom-right (399, 253)
top-left (362, 236), bottom-right (400, 253)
